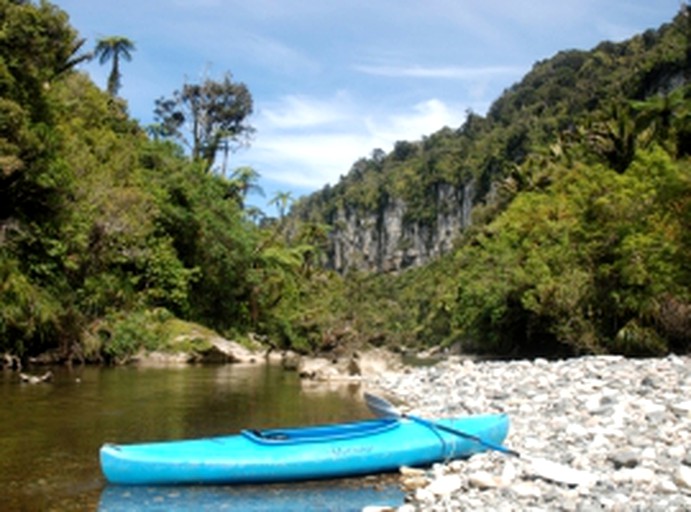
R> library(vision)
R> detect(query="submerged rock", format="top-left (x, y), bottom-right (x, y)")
top-left (19, 371), bottom-right (53, 384)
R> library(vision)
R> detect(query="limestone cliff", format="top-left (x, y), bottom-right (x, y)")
top-left (325, 180), bottom-right (475, 273)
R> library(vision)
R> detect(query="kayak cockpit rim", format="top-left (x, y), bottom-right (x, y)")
top-left (242, 417), bottom-right (401, 445)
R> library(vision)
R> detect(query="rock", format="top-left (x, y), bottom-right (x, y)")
top-left (468, 470), bottom-right (504, 489)
top-left (278, 351), bottom-right (300, 370)
top-left (297, 357), bottom-right (332, 379)
top-left (527, 458), bottom-right (599, 487)
top-left (297, 349), bottom-right (402, 381)
top-left (667, 445), bottom-right (686, 459)
top-left (399, 466), bottom-right (429, 491)
top-left (671, 400), bottom-right (691, 417)
top-left (608, 449), bottom-right (640, 469)
top-left (673, 464), bottom-right (691, 490)
top-left (657, 479), bottom-right (679, 494)
top-left (2, 352), bottom-right (21, 370)
top-left (509, 481), bottom-right (542, 498)
top-left (201, 338), bottom-right (258, 363)
top-left (426, 474), bottom-right (462, 496)
top-left (19, 371), bottom-right (53, 384)
top-left (350, 348), bottom-right (402, 378)
top-left (134, 331), bottom-right (261, 366)
top-left (612, 467), bottom-right (656, 484)
top-left (500, 460), bottom-right (518, 485)
top-left (400, 475), bottom-right (428, 492)
top-left (399, 466), bottom-right (426, 477)
top-left (366, 354), bottom-right (691, 511)
top-left (327, 182), bottom-right (473, 273)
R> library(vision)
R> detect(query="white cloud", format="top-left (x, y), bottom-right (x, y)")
top-left (239, 34), bottom-right (319, 75)
top-left (240, 95), bottom-right (467, 189)
top-left (260, 93), bottom-right (352, 129)
top-left (355, 64), bottom-right (525, 80)
top-left (248, 133), bottom-right (368, 188)
top-left (366, 99), bottom-right (465, 143)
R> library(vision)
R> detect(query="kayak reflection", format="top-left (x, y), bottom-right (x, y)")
top-left (98, 481), bottom-right (405, 512)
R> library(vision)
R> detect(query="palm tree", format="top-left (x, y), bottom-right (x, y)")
top-left (269, 191), bottom-right (293, 220)
top-left (225, 166), bottom-right (264, 208)
top-left (93, 36), bottom-right (135, 96)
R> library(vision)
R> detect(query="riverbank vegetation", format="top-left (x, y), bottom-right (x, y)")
top-left (1, 1), bottom-right (689, 364)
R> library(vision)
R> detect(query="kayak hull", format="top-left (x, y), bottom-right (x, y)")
top-left (100, 414), bottom-right (509, 485)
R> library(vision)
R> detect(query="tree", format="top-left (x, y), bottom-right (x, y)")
top-left (225, 166), bottom-right (263, 209)
top-left (94, 36), bottom-right (135, 96)
top-left (154, 73), bottom-right (254, 173)
top-left (269, 191), bottom-right (293, 220)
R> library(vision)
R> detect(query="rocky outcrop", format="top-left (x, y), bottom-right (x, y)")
top-left (327, 180), bottom-right (475, 273)
top-left (296, 348), bottom-right (402, 381)
top-left (135, 337), bottom-right (261, 366)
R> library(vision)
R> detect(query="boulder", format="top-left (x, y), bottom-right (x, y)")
top-left (297, 348), bottom-right (402, 381)
top-left (350, 348), bottom-right (402, 378)
top-left (136, 336), bottom-right (260, 366)
top-left (280, 351), bottom-right (301, 370)
top-left (19, 370), bottom-right (53, 384)
top-left (298, 357), bottom-right (353, 381)
top-left (198, 337), bottom-right (258, 364)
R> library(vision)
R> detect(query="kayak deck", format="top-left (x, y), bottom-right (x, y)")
top-left (242, 417), bottom-right (399, 444)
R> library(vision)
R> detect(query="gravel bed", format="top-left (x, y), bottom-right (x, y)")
top-left (367, 354), bottom-right (691, 511)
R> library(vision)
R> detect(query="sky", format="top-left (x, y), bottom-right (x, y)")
top-left (52, 0), bottom-right (682, 214)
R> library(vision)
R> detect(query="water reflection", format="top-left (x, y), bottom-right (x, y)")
top-left (0, 364), bottom-right (382, 511)
top-left (99, 480), bottom-right (404, 512)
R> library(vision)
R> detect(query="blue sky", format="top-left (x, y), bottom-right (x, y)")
top-left (52, 0), bottom-right (682, 214)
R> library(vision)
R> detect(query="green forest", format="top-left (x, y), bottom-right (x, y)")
top-left (1, 0), bottom-right (689, 365)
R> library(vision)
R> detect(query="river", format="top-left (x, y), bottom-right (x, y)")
top-left (0, 364), bottom-right (404, 511)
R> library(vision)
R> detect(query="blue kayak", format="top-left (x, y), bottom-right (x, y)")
top-left (100, 413), bottom-right (509, 485)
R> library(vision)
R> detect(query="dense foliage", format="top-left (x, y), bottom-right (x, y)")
top-left (0, 0), bottom-right (319, 362)
top-left (292, 8), bottom-right (691, 357)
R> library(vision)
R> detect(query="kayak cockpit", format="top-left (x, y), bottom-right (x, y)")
top-left (242, 417), bottom-right (400, 445)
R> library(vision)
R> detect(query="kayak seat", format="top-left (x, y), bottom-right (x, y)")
top-left (242, 418), bottom-right (400, 445)
top-left (247, 429), bottom-right (289, 441)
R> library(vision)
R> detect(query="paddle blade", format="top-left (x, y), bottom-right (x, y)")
top-left (364, 392), bottom-right (402, 418)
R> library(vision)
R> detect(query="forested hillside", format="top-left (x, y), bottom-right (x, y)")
top-left (1, 1), bottom-right (689, 363)
top-left (291, 7), bottom-right (691, 357)
top-left (293, 9), bottom-right (690, 274)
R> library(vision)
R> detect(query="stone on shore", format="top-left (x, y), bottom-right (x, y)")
top-left (674, 464), bottom-right (691, 489)
top-left (367, 354), bottom-right (691, 511)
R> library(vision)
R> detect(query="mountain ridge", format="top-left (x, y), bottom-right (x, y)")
top-left (290, 11), bottom-right (688, 274)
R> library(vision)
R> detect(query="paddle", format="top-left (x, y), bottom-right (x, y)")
top-left (364, 392), bottom-right (598, 486)
top-left (364, 392), bottom-right (518, 456)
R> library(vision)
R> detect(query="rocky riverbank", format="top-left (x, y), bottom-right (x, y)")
top-left (367, 354), bottom-right (691, 511)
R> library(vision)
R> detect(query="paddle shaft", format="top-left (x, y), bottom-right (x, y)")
top-left (363, 392), bottom-right (520, 458)
top-left (363, 393), bottom-right (594, 486)
top-left (405, 413), bottom-right (520, 458)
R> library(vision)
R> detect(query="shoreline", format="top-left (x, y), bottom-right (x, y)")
top-left (367, 354), bottom-right (691, 511)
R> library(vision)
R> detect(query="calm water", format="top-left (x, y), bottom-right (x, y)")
top-left (0, 364), bottom-right (403, 511)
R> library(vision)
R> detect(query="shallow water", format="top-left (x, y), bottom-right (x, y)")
top-left (0, 364), bottom-right (402, 511)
